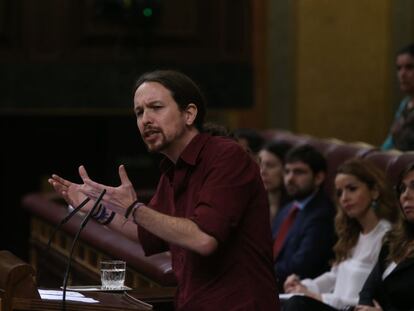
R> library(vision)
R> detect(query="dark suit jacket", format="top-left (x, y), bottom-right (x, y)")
top-left (271, 189), bottom-right (336, 289)
top-left (359, 243), bottom-right (414, 311)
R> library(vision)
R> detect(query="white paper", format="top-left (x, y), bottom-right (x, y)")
top-left (38, 289), bottom-right (99, 303)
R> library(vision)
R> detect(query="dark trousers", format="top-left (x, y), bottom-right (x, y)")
top-left (283, 295), bottom-right (340, 311)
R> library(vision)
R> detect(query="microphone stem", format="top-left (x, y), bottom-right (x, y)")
top-left (61, 189), bottom-right (106, 311)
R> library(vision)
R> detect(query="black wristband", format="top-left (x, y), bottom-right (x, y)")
top-left (125, 200), bottom-right (140, 219)
top-left (100, 211), bottom-right (115, 225)
top-left (92, 205), bottom-right (115, 225)
top-left (92, 204), bottom-right (105, 220)
top-left (91, 204), bottom-right (103, 217)
top-left (131, 203), bottom-right (144, 225)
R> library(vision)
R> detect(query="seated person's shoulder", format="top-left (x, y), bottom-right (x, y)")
top-left (308, 190), bottom-right (335, 208)
top-left (304, 193), bottom-right (336, 218)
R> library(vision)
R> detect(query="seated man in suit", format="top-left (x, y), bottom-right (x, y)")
top-left (272, 144), bottom-right (336, 291)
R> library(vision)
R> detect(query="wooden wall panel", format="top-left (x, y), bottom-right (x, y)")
top-left (80, 0), bottom-right (198, 39)
top-left (6, 0), bottom-right (251, 63)
top-left (0, 0), bottom-right (21, 56)
top-left (0, 0), bottom-right (255, 110)
top-left (295, 0), bottom-right (392, 145)
top-left (0, 0), bottom-right (7, 41)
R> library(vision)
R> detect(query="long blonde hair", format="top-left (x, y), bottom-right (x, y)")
top-left (387, 163), bottom-right (414, 262)
top-left (333, 158), bottom-right (398, 264)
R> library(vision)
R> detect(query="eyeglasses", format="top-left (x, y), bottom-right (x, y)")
top-left (395, 180), bottom-right (414, 196)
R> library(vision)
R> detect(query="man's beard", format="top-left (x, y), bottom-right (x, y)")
top-left (287, 184), bottom-right (316, 200)
top-left (142, 124), bottom-right (168, 153)
top-left (144, 132), bottom-right (170, 153)
top-left (142, 123), bottom-right (187, 156)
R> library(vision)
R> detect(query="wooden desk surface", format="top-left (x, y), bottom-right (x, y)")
top-left (12, 287), bottom-right (176, 311)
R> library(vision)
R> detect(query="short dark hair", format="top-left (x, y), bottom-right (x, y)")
top-left (231, 128), bottom-right (264, 154)
top-left (261, 141), bottom-right (292, 163)
top-left (285, 144), bottom-right (327, 174)
top-left (134, 70), bottom-right (207, 131)
top-left (397, 43), bottom-right (414, 57)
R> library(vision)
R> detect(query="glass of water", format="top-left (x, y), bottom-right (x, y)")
top-left (100, 260), bottom-right (126, 290)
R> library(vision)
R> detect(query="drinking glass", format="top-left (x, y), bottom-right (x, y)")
top-left (100, 260), bottom-right (126, 290)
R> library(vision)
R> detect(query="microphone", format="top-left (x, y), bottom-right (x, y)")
top-left (35, 197), bottom-right (92, 286)
top-left (46, 197), bottom-right (91, 251)
top-left (61, 189), bottom-right (106, 311)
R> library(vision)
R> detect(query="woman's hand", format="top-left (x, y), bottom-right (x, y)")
top-left (284, 274), bottom-right (301, 293)
top-left (288, 283), bottom-right (322, 301)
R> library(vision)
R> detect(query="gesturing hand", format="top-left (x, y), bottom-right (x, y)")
top-left (48, 173), bottom-right (88, 208)
top-left (78, 164), bottom-right (137, 215)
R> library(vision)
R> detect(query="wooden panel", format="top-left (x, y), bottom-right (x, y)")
top-left (221, 0), bottom-right (251, 59)
top-left (80, 0), bottom-right (197, 39)
top-left (0, 0), bottom-right (254, 110)
top-left (0, 0), bottom-right (21, 57)
top-left (0, 0), bottom-right (252, 63)
top-left (219, 0), bottom-right (266, 129)
top-left (20, 0), bottom-right (72, 60)
top-left (67, 0), bottom-right (251, 62)
top-left (295, 0), bottom-right (392, 145)
top-left (0, 0), bottom-right (7, 41)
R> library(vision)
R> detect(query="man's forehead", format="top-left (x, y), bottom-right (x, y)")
top-left (397, 54), bottom-right (414, 65)
top-left (285, 161), bottom-right (311, 170)
top-left (134, 82), bottom-right (173, 106)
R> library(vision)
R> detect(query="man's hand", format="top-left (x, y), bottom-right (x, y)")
top-left (78, 164), bottom-right (137, 215)
top-left (48, 171), bottom-right (87, 208)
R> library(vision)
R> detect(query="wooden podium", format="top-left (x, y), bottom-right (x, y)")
top-left (0, 250), bottom-right (175, 311)
top-left (0, 250), bottom-right (40, 311)
top-left (11, 287), bottom-right (176, 311)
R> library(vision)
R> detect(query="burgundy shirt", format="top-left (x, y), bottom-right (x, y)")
top-left (138, 133), bottom-right (280, 311)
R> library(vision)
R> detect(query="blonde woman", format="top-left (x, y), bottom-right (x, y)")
top-left (356, 162), bottom-right (414, 310)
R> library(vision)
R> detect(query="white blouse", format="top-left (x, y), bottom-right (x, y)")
top-left (301, 219), bottom-right (391, 309)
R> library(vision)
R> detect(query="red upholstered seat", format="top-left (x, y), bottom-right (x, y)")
top-left (321, 142), bottom-right (377, 196)
top-left (263, 130), bottom-right (377, 197)
top-left (364, 150), bottom-right (402, 182)
top-left (387, 151), bottom-right (414, 187)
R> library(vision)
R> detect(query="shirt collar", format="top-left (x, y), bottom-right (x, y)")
top-left (159, 133), bottom-right (210, 173)
top-left (293, 190), bottom-right (318, 210)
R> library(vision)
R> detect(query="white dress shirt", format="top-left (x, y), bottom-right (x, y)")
top-left (301, 219), bottom-right (391, 309)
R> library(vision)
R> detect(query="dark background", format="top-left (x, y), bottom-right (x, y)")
top-left (0, 0), bottom-right (254, 260)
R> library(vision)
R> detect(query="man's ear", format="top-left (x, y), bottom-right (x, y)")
top-left (184, 103), bottom-right (198, 126)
